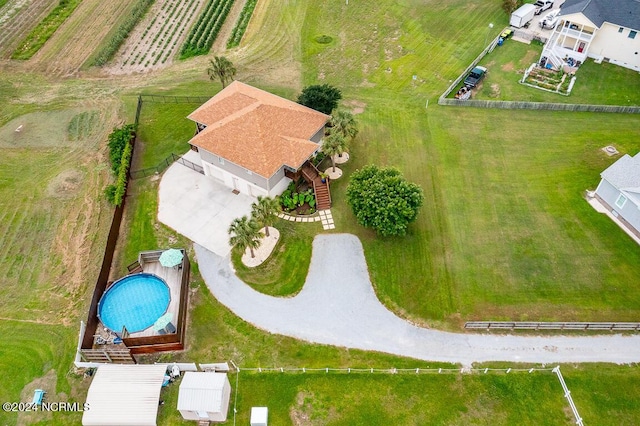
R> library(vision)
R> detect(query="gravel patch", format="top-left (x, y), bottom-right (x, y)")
top-left (196, 233), bottom-right (640, 366)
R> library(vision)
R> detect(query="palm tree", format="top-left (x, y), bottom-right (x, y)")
top-left (228, 216), bottom-right (263, 258)
top-left (330, 109), bottom-right (359, 140)
top-left (322, 131), bottom-right (347, 173)
top-left (207, 56), bottom-right (236, 88)
top-left (251, 196), bottom-right (281, 237)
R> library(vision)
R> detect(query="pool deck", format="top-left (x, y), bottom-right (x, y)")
top-left (127, 260), bottom-right (183, 338)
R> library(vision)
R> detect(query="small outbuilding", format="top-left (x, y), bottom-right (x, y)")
top-left (82, 364), bottom-right (167, 426)
top-left (250, 407), bottom-right (268, 426)
top-left (177, 372), bottom-right (231, 422)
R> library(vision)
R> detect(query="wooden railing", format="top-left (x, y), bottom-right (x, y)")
top-left (465, 321), bottom-right (640, 331)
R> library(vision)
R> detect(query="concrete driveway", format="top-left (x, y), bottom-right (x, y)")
top-left (196, 234), bottom-right (640, 366)
top-left (158, 152), bottom-right (253, 256)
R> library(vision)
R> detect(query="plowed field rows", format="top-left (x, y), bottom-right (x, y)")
top-left (108, 0), bottom-right (206, 74)
top-left (29, 0), bottom-right (133, 75)
top-left (0, 0), bottom-right (57, 59)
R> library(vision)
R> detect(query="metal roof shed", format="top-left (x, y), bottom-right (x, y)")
top-left (82, 364), bottom-right (167, 426)
top-left (177, 372), bottom-right (231, 422)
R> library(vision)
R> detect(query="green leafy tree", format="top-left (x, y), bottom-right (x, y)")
top-left (346, 165), bottom-right (424, 237)
top-left (228, 216), bottom-right (263, 258)
top-left (297, 84), bottom-right (342, 115)
top-left (321, 131), bottom-right (348, 172)
top-left (207, 56), bottom-right (236, 88)
top-left (251, 196), bottom-right (281, 237)
top-left (330, 109), bottom-right (359, 140)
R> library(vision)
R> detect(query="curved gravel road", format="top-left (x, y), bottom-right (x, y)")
top-left (196, 234), bottom-right (640, 366)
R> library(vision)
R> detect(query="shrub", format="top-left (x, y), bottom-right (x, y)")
top-left (107, 124), bottom-right (135, 174)
top-left (346, 165), bottom-right (424, 236)
top-left (180, 0), bottom-right (234, 59)
top-left (226, 0), bottom-right (257, 48)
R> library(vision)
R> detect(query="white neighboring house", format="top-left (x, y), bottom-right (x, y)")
top-left (187, 81), bottom-right (329, 198)
top-left (177, 372), bottom-right (232, 422)
top-left (595, 153), bottom-right (640, 239)
top-left (540, 0), bottom-right (640, 71)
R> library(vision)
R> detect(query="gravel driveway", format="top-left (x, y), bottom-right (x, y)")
top-left (196, 234), bottom-right (640, 366)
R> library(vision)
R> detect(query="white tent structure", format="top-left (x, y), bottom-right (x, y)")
top-left (177, 372), bottom-right (231, 422)
top-left (82, 364), bottom-right (167, 426)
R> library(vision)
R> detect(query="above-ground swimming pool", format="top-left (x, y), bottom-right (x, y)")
top-left (98, 273), bottom-right (171, 334)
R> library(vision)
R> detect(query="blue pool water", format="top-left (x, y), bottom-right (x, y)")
top-left (98, 273), bottom-right (171, 334)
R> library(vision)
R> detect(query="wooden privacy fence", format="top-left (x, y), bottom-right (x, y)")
top-left (437, 98), bottom-right (640, 113)
top-left (465, 321), bottom-right (640, 331)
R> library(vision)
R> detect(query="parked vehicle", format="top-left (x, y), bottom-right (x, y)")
top-left (533, 0), bottom-right (554, 15)
top-left (500, 29), bottom-right (513, 39)
top-left (463, 66), bottom-right (487, 88)
top-left (539, 9), bottom-right (560, 29)
top-left (509, 4), bottom-right (536, 28)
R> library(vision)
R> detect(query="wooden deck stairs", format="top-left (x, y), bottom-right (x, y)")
top-left (301, 162), bottom-right (331, 210)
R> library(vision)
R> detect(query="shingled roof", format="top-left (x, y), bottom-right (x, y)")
top-left (560, 0), bottom-right (640, 30)
top-left (188, 81), bottom-right (329, 178)
top-left (602, 153), bottom-right (640, 191)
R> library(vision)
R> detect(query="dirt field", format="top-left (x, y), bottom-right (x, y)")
top-left (107, 0), bottom-right (207, 75)
top-left (28, 0), bottom-right (133, 75)
top-left (0, 0), bottom-right (57, 59)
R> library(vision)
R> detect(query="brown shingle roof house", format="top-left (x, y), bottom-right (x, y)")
top-left (187, 81), bottom-right (329, 198)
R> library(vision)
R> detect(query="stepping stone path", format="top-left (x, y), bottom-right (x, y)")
top-left (278, 209), bottom-right (335, 230)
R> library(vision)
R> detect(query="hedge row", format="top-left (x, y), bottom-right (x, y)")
top-left (90, 0), bottom-right (156, 66)
top-left (104, 125), bottom-right (135, 206)
top-left (180, 0), bottom-right (234, 59)
top-left (11, 0), bottom-right (82, 60)
top-left (226, 0), bottom-right (257, 48)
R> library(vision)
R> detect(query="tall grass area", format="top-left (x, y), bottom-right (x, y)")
top-left (11, 0), bottom-right (82, 60)
top-left (87, 0), bottom-right (156, 66)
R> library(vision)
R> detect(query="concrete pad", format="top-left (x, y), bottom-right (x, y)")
top-left (332, 152), bottom-right (350, 164)
top-left (325, 167), bottom-right (343, 180)
top-left (158, 160), bottom-right (253, 256)
top-left (242, 228), bottom-right (280, 267)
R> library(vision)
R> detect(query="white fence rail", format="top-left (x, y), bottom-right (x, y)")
top-left (553, 366), bottom-right (585, 425)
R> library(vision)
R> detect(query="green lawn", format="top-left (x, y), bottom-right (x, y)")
top-left (470, 39), bottom-right (640, 104)
top-left (232, 220), bottom-right (320, 297)
top-left (0, 321), bottom-right (87, 426)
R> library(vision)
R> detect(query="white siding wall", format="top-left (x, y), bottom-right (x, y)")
top-left (202, 161), bottom-right (269, 197)
top-left (595, 178), bottom-right (640, 233)
top-left (588, 23), bottom-right (640, 71)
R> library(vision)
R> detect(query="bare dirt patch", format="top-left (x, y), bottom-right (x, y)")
top-left (47, 169), bottom-right (83, 198)
top-left (343, 100), bottom-right (367, 115)
top-left (490, 83), bottom-right (501, 98)
top-left (211, 0), bottom-right (247, 53)
top-left (501, 62), bottom-right (515, 72)
top-left (29, 0), bottom-right (133, 76)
